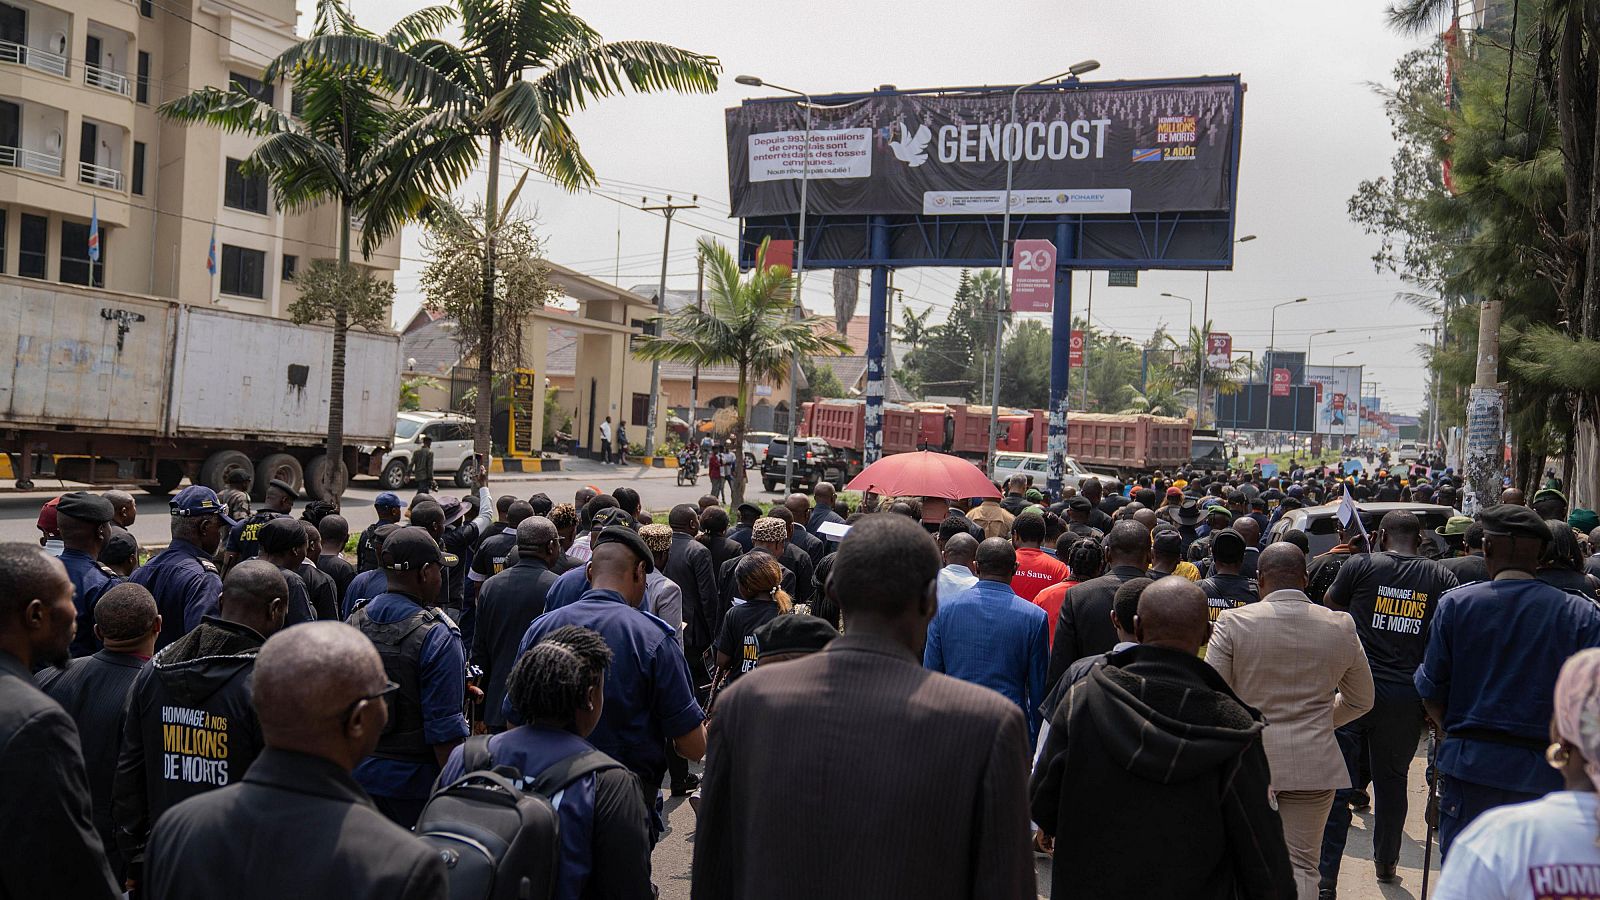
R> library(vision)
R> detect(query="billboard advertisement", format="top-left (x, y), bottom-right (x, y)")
top-left (1206, 332), bottom-right (1232, 369)
top-left (1011, 239), bottom-right (1057, 312)
top-left (1271, 369), bottom-right (1291, 397)
top-left (727, 79), bottom-right (1240, 218)
top-left (1304, 365), bottom-right (1362, 436)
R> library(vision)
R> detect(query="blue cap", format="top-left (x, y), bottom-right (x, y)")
top-left (374, 492), bottom-right (403, 510)
top-left (170, 486), bottom-right (239, 527)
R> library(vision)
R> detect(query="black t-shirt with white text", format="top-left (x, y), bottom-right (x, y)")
top-left (1325, 550), bottom-right (1458, 684)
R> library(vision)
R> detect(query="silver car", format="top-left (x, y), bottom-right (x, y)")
top-left (989, 452), bottom-right (1110, 491)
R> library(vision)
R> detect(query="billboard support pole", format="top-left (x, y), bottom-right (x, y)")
top-left (863, 216), bottom-right (890, 466)
top-left (1047, 220), bottom-right (1076, 495)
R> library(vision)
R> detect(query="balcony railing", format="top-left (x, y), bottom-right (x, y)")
top-left (79, 160), bottom-right (123, 191)
top-left (85, 63), bottom-right (131, 97)
top-left (0, 40), bottom-right (67, 78)
top-left (0, 145), bottom-right (63, 176)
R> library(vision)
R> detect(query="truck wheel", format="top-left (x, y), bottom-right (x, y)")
top-left (454, 458), bottom-right (476, 488)
top-left (144, 460), bottom-right (186, 496)
top-left (253, 453), bottom-right (303, 500)
top-left (304, 454), bottom-right (348, 501)
top-left (379, 459), bottom-right (409, 491)
top-left (199, 450), bottom-right (253, 492)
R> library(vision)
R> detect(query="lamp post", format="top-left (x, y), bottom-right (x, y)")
top-left (1265, 296), bottom-right (1308, 452)
top-left (1196, 234), bottom-right (1254, 429)
top-left (736, 74), bottom-right (812, 492)
top-left (986, 59), bottom-right (1100, 473)
top-left (1161, 291), bottom-right (1195, 414)
top-left (1306, 328), bottom-right (1337, 367)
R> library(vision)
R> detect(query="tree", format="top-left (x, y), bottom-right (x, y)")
top-left (1070, 318), bottom-right (1142, 412)
top-left (894, 305), bottom-right (934, 352)
top-left (281, 0), bottom-right (721, 463)
top-left (798, 357), bottom-right (847, 404)
top-left (399, 372), bottom-right (441, 411)
top-left (997, 320), bottom-right (1051, 409)
top-left (419, 194), bottom-right (561, 438)
top-left (159, 0), bottom-right (457, 498)
top-left (635, 238), bottom-right (851, 504)
top-left (1167, 320), bottom-right (1254, 426)
top-left (1121, 371), bottom-right (1186, 417)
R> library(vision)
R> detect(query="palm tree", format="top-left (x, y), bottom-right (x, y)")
top-left (160, 0), bottom-right (458, 498)
top-left (1121, 371), bottom-right (1186, 417)
top-left (278, 0), bottom-right (721, 462)
top-left (1168, 320), bottom-right (1253, 426)
top-left (636, 238), bottom-right (851, 504)
top-left (895, 305), bottom-right (934, 352)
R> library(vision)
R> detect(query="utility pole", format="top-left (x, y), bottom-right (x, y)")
top-left (688, 249), bottom-right (704, 435)
top-left (1464, 297), bottom-right (1504, 515)
top-left (641, 194), bottom-right (697, 455)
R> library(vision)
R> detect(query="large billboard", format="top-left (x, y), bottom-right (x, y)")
top-left (727, 78), bottom-right (1240, 219)
top-left (1304, 365), bottom-right (1362, 437)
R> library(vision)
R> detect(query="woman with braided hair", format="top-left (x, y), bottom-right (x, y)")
top-left (1434, 648), bottom-right (1600, 899)
top-left (434, 625), bottom-right (651, 900)
top-left (713, 551), bottom-right (791, 686)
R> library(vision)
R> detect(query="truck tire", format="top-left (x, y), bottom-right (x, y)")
top-left (379, 459), bottom-right (409, 491)
top-left (144, 460), bottom-right (186, 496)
top-left (199, 450), bottom-right (253, 492)
top-left (304, 454), bottom-right (348, 501)
top-left (253, 453), bottom-right (303, 500)
top-left (763, 477), bottom-right (777, 493)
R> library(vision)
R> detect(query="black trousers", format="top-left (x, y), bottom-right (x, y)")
top-left (600, 439), bottom-right (613, 464)
top-left (1320, 679), bottom-right (1425, 882)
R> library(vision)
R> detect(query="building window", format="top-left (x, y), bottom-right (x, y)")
top-left (220, 245), bottom-right (265, 298)
top-left (139, 0), bottom-right (152, 16)
top-left (0, 209), bottom-right (7, 274)
top-left (19, 213), bottom-right (46, 279)
top-left (223, 158), bottom-right (267, 214)
top-left (631, 393), bottom-right (650, 427)
top-left (60, 220), bottom-right (105, 288)
top-left (136, 51), bottom-right (150, 104)
top-left (229, 72), bottom-right (274, 107)
top-left (281, 254), bottom-right (297, 281)
top-left (131, 142), bottom-right (146, 195)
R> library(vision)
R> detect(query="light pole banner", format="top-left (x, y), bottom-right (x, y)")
top-left (1069, 330), bottom-right (1084, 367)
top-left (1010, 239), bottom-right (1057, 313)
top-left (1206, 332), bottom-right (1232, 369)
top-left (1271, 368), bottom-right (1291, 397)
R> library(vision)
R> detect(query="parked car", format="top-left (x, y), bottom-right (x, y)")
top-left (742, 431), bottom-right (781, 470)
top-left (761, 436), bottom-right (851, 494)
top-left (1267, 501), bottom-right (1456, 559)
top-left (379, 412), bottom-right (479, 490)
top-left (989, 452), bottom-right (1110, 491)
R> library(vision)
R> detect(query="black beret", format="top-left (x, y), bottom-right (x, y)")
top-left (56, 491), bottom-right (115, 524)
top-left (1479, 504), bottom-right (1553, 543)
top-left (754, 613), bottom-right (838, 658)
top-left (591, 508), bottom-right (636, 531)
top-left (1068, 497), bottom-right (1092, 513)
top-left (258, 517), bottom-right (309, 553)
top-left (592, 525), bottom-right (653, 573)
top-left (267, 479), bottom-right (299, 500)
top-left (100, 530), bottom-right (139, 565)
top-left (1210, 528), bottom-right (1246, 555)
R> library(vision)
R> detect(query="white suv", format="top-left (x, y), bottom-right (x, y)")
top-left (380, 412), bottom-right (479, 490)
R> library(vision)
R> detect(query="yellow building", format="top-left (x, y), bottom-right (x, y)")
top-left (0, 0), bottom-right (398, 310)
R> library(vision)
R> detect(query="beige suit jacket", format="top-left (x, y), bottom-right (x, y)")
top-left (1206, 589), bottom-right (1374, 791)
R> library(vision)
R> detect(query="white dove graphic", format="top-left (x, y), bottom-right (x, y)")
top-left (889, 123), bottom-right (933, 167)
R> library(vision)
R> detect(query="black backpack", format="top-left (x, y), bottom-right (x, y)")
top-left (416, 735), bottom-right (623, 900)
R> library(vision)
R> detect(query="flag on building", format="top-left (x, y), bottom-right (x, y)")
top-left (206, 223), bottom-right (217, 276)
top-left (87, 199), bottom-right (100, 263)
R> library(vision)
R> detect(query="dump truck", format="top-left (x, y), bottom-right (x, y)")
top-left (0, 277), bottom-right (401, 499)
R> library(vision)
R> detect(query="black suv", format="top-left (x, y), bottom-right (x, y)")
top-left (761, 437), bottom-right (851, 494)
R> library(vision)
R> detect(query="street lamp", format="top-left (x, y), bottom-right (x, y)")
top-left (1306, 328), bottom-right (1337, 366)
top-left (1162, 292), bottom-right (1197, 417)
top-left (1160, 293), bottom-right (1194, 336)
top-left (738, 74), bottom-right (813, 491)
top-left (1197, 234), bottom-right (1257, 429)
top-left (1265, 296), bottom-right (1308, 451)
top-left (987, 59), bottom-right (1101, 472)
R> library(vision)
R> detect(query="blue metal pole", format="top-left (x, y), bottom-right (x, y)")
top-left (1047, 220), bottom-right (1076, 495)
top-left (864, 215), bottom-right (890, 464)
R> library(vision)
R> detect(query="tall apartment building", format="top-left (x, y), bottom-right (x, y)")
top-left (0, 0), bottom-right (400, 317)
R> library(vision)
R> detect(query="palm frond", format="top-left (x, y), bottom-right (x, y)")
top-left (385, 5), bottom-right (455, 47)
top-left (270, 34), bottom-right (466, 107)
top-left (536, 40), bottom-right (719, 116)
top-left (485, 79), bottom-right (547, 149)
top-left (158, 87), bottom-right (295, 136)
top-left (1387, 0), bottom-right (1455, 36)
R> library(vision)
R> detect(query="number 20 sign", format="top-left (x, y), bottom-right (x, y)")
top-left (1010, 239), bottom-right (1057, 313)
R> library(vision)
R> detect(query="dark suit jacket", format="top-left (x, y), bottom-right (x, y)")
top-left (691, 633), bottom-right (1034, 900)
top-left (472, 558), bottom-right (559, 727)
top-left (38, 650), bottom-right (145, 879)
top-left (145, 748), bottom-right (446, 900)
top-left (0, 651), bottom-right (119, 900)
top-left (698, 533), bottom-right (743, 580)
top-left (664, 531), bottom-right (718, 650)
top-left (1049, 565), bottom-right (1148, 688)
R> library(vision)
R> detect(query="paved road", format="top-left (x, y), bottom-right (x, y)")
top-left (0, 458), bottom-right (791, 545)
top-left (647, 741), bottom-right (1440, 900)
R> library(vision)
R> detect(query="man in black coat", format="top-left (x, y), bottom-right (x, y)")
top-left (471, 516), bottom-right (560, 731)
top-left (1048, 521), bottom-right (1152, 688)
top-left (664, 504), bottom-right (719, 658)
top-left (696, 506), bottom-right (744, 577)
top-left (145, 621), bottom-right (447, 899)
top-left (1031, 577), bottom-right (1295, 899)
top-left (0, 543), bottom-right (119, 900)
top-left (38, 582), bottom-right (161, 883)
top-left (316, 514), bottom-right (358, 600)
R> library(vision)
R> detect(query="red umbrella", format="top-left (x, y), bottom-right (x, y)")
top-left (845, 451), bottom-right (1001, 500)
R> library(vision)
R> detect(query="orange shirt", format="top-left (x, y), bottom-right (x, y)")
top-left (1032, 578), bottom-right (1080, 647)
top-left (1012, 547), bottom-right (1071, 603)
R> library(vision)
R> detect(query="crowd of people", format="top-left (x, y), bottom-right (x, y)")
top-left (4, 456), bottom-right (1600, 899)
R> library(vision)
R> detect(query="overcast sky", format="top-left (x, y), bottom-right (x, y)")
top-left (306, 0), bottom-right (1433, 413)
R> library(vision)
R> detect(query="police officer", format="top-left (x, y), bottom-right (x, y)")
top-left (223, 478), bottom-right (297, 571)
top-left (54, 492), bottom-right (123, 657)
top-left (472, 516), bottom-right (561, 732)
top-left (1415, 505), bottom-right (1600, 857)
top-left (1320, 510), bottom-right (1458, 889)
top-left (132, 486), bottom-right (237, 650)
top-left (358, 492), bottom-right (405, 573)
top-left (347, 527), bottom-right (468, 828)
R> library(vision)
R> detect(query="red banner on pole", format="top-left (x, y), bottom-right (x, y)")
top-left (1205, 332), bottom-right (1232, 369)
top-left (1271, 368), bottom-right (1291, 397)
top-left (1010, 239), bottom-right (1057, 313)
top-left (1069, 330), bottom-right (1084, 367)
